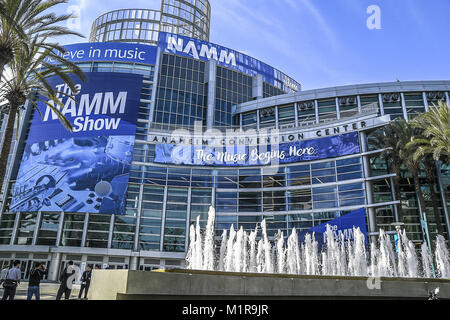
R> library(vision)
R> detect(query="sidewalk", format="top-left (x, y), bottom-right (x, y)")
top-left (1, 282), bottom-right (82, 300)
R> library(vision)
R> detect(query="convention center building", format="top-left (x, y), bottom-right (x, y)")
top-left (0, 0), bottom-right (448, 281)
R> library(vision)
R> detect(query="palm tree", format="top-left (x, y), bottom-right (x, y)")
top-left (393, 119), bottom-right (431, 240)
top-left (407, 101), bottom-right (450, 235)
top-left (0, 36), bottom-right (86, 194)
top-left (371, 125), bottom-right (404, 222)
top-left (410, 101), bottom-right (450, 164)
top-left (422, 156), bottom-right (444, 235)
top-left (0, 0), bottom-right (84, 78)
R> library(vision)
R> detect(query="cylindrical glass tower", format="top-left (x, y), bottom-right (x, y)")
top-left (160, 0), bottom-right (210, 41)
top-left (89, 9), bottom-right (162, 44)
top-left (89, 0), bottom-right (211, 45)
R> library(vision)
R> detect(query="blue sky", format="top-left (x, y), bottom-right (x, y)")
top-left (55, 0), bottom-right (450, 90)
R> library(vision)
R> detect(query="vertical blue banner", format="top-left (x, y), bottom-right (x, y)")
top-left (10, 72), bottom-right (143, 215)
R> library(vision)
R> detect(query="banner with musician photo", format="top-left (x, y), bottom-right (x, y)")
top-left (9, 72), bottom-right (142, 215)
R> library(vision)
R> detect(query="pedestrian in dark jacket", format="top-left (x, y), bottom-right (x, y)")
top-left (28, 263), bottom-right (48, 300)
top-left (2, 260), bottom-right (21, 300)
top-left (78, 265), bottom-right (92, 299)
top-left (56, 261), bottom-right (75, 300)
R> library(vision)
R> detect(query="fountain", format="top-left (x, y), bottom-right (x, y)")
top-left (186, 206), bottom-right (450, 279)
top-left (88, 206), bottom-right (450, 299)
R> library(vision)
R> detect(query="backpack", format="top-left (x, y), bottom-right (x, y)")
top-left (2, 269), bottom-right (19, 289)
top-left (2, 278), bottom-right (18, 289)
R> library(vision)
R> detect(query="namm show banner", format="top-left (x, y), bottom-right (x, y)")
top-left (298, 208), bottom-right (368, 250)
top-left (10, 72), bottom-right (142, 215)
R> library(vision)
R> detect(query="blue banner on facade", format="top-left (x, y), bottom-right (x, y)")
top-left (158, 32), bottom-right (300, 93)
top-left (298, 208), bottom-right (368, 247)
top-left (44, 42), bottom-right (158, 65)
top-left (10, 73), bottom-right (143, 215)
top-left (154, 132), bottom-right (360, 167)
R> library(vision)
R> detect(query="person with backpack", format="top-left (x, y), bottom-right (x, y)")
top-left (78, 265), bottom-right (92, 300)
top-left (56, 261), bottom-right (76, 300)
top-left (28, 262), bottom-right (48, 300)
top-left (2, 260), bottom-right (21, 300)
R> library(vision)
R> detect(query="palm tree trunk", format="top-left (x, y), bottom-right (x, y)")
top-left (425, 164), bottom-right (444, 235)
top-left (0, 106), bottom-right (17, 195)
top-left (391, 163), bottom-right (404, 222)
top-left (0, 62), bottom-right (6, 81)
top-left (411, 167), bottom-right (430, 241)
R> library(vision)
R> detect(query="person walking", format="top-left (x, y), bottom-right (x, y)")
top-left (28, 263), bottom-right (48, 300)
top-left (56, 261), bottom-right (75, 300)
top-left (0, 263), bottom-right (10, 298)
top-left (0, 263), bottom-right (9, 285)
top-left (78, 265), bottom-right (92, 300)
top-left (2, 260), bottom-right (21, 300)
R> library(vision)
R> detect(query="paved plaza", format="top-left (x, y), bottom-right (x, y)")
top-left (1, 282), bottom-right (82, 300)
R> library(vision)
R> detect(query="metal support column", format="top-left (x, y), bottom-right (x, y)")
top-left (378, 93), bottom-right (385, 116)
top-left (357, 95), bottom-right (362, 114)
top-left (423, 92), bottom-right (429, 112)
top-left (252, 74), bottom-right (263, 100)
top-left (205, 59), bottom-right (217, 129)
top-left (275, 106), bottom-right (279, 130)
top-left (294, 103), bottom-right (299, 127)
top-left (32, 211), bottom-right (42, 246)
top-left (335, 97), bottom-right (341, 120)
top-left (0, 98), bottom-right (34, 214)
top-left (107, 214), bottom-right (115, 249)
top-left (81, 212), bottom-right (89, 247)
top-left (55, 212), bottom-right (65, 247)
top-left (256, 109), bottom-right (261, 131)
top-left (48, 252), bottom-right (61, 282)
top-left (184, 188), bottom-right (193, 251)
top-left (400, 93), bottom-right (408, 121)
top-left (133, 184), bottom-right (144, 252)
top-left (130, 256), bottom-right (138, 271)
top-left (314, 100), bottom-right (319, 124)
top-left (149, 47), bottom-right (161, 125)
top-left (159, 186), bottom-right (169, 252)
top-left (9, 212), bottom-right (20, 245)
top-left (360, 131), bottom-right (377, 243)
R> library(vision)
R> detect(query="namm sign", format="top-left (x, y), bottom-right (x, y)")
top-left (158, 32), bottom-right (300, 94)
top-left (160, 32), bottom-right (237, 67)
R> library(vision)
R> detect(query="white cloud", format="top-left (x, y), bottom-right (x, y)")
top-left (296, 0), bottom-right (339, 50)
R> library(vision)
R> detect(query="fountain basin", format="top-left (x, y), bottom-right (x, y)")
top-left (87, 269), bottom-right (450, 300)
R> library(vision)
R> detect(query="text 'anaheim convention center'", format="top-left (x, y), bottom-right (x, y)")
top-left (0, 0), bottom-right (449, 281)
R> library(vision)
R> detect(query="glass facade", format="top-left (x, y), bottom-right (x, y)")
top-left (0, 70), bottom-right (449, 273)
top-left (89, 0), bottom-right (211, 44)
top-left (215, 67), bottom-right (253, 127)
top-left (160, 0), bottom-right (211, 41)
top-left (90, 9), bottom-right (161, 44)
top-left (154, 53), bottom-right (206, 129)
